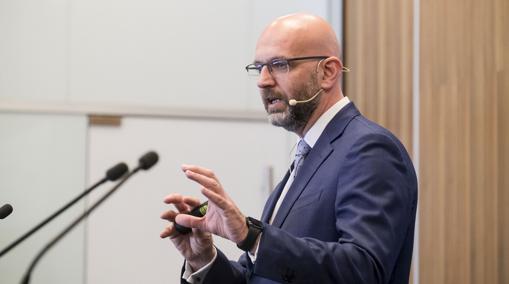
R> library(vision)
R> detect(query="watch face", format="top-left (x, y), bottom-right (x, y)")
top-left (247, 217), bottom-right (263, 230)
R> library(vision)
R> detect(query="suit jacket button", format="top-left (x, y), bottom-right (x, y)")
top-left (245, 269), bottom-right (253, 280)
top-left (281, 268), bottom-right (295, 283)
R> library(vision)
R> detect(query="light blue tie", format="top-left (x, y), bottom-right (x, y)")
top-left (293, 139), bottom-right (311, 177)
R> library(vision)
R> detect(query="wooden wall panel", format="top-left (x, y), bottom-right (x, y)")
top-left (497, 2), bottom-right (509, 283)
top-left (344, 0), bottom-right (413, 151)
top-left (420, 0), bottom-right (509, 282)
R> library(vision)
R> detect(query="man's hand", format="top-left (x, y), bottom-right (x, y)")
top-left (160, 194), bottom-right (216, 271)
top-left (176, 165), bottom-right (249, 245)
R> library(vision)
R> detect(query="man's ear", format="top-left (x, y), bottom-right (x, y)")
top-left (319, 57), bottom-right (342, 90)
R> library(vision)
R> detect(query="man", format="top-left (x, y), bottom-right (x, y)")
top-left (160, 13), bottom-right (417, 284)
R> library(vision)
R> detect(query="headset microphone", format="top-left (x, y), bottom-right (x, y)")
top-left (288, 89), bottom-right (324, 106)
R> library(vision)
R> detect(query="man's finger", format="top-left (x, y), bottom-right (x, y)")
top-left (184, 170), bottom-right (223, 194)
top-left (201, 187), bottom-right (229, 210)
top-left (176, 202), bottom-right (191, 213)
top-left (160, 223), bottom-right (175, 238)
top-left (183, 196), bottom-right (201, 208)
top-left (163, 194), bottom-right (187, 212)
top-left (181, 164), bottom-right (215, 178)
top-left (163, 193), bottom-right (183, 204)
top-left (164, 194), bottom-right (202, 213)
top-left (160, 210), bottom-right (178, 221)
top-left (175, 214), bottom-right (205, 231)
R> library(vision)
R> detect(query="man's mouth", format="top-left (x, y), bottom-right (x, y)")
top-left (262, 91), bottom-right (288, 113)
top-left (267, 97), bottom-right (283, 105)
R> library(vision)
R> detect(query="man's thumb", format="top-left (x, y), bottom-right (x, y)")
top-left (175, 214), bottom-right (204, 230)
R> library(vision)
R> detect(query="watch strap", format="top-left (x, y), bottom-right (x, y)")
top-left (236, 217), bottom-right (264, 251)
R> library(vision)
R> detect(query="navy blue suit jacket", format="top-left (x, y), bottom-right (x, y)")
top-left (194, 102), bottom-right (418, 284)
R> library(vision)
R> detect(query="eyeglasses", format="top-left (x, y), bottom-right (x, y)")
top-left (245, 56), bottom-right (329, 76)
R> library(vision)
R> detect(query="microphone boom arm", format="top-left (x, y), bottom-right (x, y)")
top-left (0, 162), bottom-right (128, 258)
top-left (20, 151), bottom-right (158, 284)
top-left (288, 89), bottom-right (324, 106)
top-left (20, 168), bottom-right (141, 284)
top-left (0, 178), bottom-right (106, 258)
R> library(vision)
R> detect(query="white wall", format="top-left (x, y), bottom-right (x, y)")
top-left (0, 1), bottom-right (69, 101)
top-left (0, 0), bottom-right (335, 112)
top-left (0, 114), bottom-right (87, 284)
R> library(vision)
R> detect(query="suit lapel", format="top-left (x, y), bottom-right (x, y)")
top-left (271, 102), bottom-right (361, 228)
top-left (271, 142), bottom-right (333, 227)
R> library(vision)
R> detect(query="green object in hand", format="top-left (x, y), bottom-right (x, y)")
top-left (174, 201), bottom-right (208, 234)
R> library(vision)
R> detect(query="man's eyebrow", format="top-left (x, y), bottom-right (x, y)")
top-left (253, 57), bottom-right (286, 64)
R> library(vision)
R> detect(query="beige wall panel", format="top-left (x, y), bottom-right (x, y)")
top-left (420, 0), bottom-right (508, 283)
top-left (497, 1), bottom-right (509, 283)
top-left (344, 0), bottom-right (413, 152)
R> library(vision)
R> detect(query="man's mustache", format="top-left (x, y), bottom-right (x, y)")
top-left (262, 91), bottom-right (287, 103)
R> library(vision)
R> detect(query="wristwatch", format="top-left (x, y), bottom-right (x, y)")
top-left (237, 217), bottom-right (264, 251)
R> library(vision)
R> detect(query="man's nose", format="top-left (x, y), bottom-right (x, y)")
top-left (257, 66), bottom-right (276, 89)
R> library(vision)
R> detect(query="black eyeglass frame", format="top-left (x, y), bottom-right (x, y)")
top-left (245, 56), bottom-right (329, 75)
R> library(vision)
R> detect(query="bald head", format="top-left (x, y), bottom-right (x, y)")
top-left (256, 13), bottom-right (341, 60)
top-left (253, 13), bottom-right (345, 136)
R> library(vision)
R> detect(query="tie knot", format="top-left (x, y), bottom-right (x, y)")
top-left (293, 139), bottom-right (311, 177)
top-left (295, 139), bottom-right (311, 158)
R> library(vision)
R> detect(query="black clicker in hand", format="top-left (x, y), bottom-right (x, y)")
top-left (174, 201), bottom-right (208, 234)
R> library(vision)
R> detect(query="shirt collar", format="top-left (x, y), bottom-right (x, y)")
top-left (301, 96), bottom-right (350, 148)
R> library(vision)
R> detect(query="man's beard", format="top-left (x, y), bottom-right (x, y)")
top-left (266, 78), bottom-right (321, 133)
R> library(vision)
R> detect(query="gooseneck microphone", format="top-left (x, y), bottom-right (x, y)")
top-left (21, 151), bottom-right (158, 284)
top-left (0, 162), bottom-right (128, 258)
top-left (0, 204), bottom-right (13, 219)
top-left (288, 88), bottom-right (324, 106)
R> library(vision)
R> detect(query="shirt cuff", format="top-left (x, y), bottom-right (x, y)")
top-left (247, 233), bottom-right (262, 263)
top-left (182, 247), bottom-right (217, 284)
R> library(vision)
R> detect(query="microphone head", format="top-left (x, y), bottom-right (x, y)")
top-left (106, 162), bottom-right (129, 181)
top-left (139, 151), bottom-right (159, 170)
top-left (0, 204), bottom-right (13, 219)
top-left (288, 99), bottom-right (297, 106)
